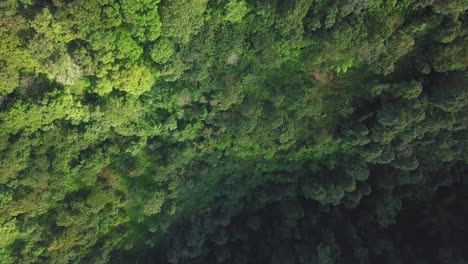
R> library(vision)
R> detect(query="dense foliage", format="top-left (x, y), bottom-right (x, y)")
top-left (0, 0), bottom-right (467, 263)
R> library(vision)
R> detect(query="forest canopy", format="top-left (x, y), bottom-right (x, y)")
top-left (0, 0), bottom-right (467, 263)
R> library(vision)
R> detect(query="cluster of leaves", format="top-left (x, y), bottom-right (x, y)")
top-left (0, 0), bottom-right (467, 263)
top-left (136, 172), bottom-right (468, 264)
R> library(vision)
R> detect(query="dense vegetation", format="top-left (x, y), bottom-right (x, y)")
top-left (0, 0), bottom-right (467, 263)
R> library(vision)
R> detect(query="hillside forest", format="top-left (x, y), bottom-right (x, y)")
top-left (0, 0), bottom-right (467, 263)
